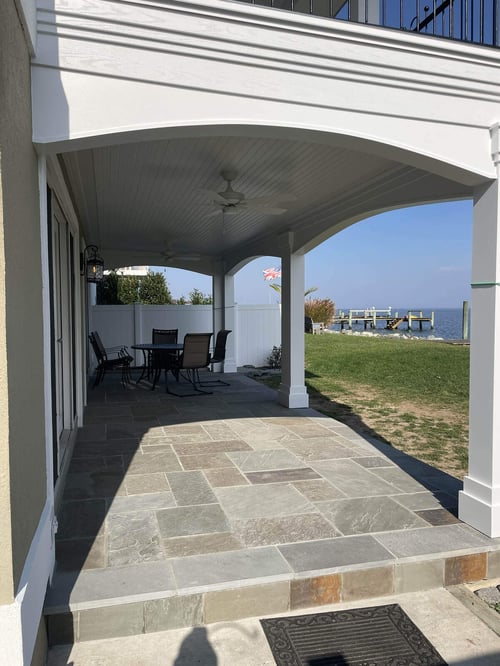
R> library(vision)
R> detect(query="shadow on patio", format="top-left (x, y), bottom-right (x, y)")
top-left (44, 370), bottom-right (500, 646)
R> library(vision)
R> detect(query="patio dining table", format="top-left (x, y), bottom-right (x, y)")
top-left (132, 342), bottom-right (184, 389)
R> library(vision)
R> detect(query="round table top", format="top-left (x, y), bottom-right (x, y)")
top-left (131, 343), bottom-right (184, 351)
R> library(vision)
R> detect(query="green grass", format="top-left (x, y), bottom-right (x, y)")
top-left (260, 334), bottom-right (470, 478)
top-left (304, 334), bottom-right (469, 410)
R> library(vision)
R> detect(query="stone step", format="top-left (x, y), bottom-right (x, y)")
top-left (44, 545), bottom-right (500, 645)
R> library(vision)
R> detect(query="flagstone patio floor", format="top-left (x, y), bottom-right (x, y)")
top-left (44, 370), bottom-right (500, 646)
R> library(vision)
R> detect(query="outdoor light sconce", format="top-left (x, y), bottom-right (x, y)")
top-left (81, 245), bottom-right (104, 283)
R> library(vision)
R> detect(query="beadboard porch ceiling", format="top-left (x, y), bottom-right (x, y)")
top-left (60, 131), bottom-right (470, 275)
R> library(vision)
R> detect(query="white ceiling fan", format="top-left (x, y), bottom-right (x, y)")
top-left (202, 170), bottom-right (295, 217)
top-left (134, 241), bottom-right (201, 262)
top-left (160, 241), bottom-right (201, 262)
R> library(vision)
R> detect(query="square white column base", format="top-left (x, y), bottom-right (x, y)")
top-left (278, 385), bottom-right (309, 409)
top-left (459, 487), bottom-right (500, 538)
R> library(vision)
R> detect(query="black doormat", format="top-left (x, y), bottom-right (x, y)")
top-left (260, 603), bottom-right (447, 666)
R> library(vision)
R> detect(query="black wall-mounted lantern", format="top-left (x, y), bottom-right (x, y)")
top-left (81, 245), bottom-right (104, 283)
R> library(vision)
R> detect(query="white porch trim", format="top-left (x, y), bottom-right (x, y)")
top-left (0, 498), bottom-right (55, 665)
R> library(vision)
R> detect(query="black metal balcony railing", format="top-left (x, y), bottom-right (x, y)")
top-left (237, 0), bottom-right (500, 48)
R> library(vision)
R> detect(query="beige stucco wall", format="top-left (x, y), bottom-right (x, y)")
top-left (0, 1), bottom-right (47, 603)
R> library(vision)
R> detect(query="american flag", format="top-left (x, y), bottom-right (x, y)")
top-left (263, 267), bottom-right (282, 281)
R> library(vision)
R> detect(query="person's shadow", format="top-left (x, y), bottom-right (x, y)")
top-left (174, 626), bottom-right (217, 665)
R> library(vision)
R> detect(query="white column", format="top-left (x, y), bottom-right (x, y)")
top-left (459, 173), bottom-right (500, 537)
top-left (212, 270), bottom-right (237, 373)
top-left (278, 251), bottom-right (309, 409)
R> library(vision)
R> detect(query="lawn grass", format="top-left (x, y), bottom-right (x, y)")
top-left (261, 334), bottom-right (470, 478)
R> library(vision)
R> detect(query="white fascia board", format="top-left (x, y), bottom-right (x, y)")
top-left (0, 499), bottom-right (55, 665)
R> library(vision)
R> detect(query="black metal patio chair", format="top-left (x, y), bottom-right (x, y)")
top-left (150, 328), bottom-right (178, 386)
top-left (88, 331), bottom-right (133, 387)
top-left (167, 332), bottom-right (213, 396)
top-left (199, 329), bottom-right (232, 386)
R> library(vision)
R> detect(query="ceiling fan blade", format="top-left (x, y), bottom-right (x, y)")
top-left (244, 205), bottom-right (288, 215)
top-left (199, 189), bottom-right (228, 205)
top-left (245, 193), bottom-right (296, 206)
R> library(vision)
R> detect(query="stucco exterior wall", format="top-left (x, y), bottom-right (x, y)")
top-left (0, 0), bottom-right (47, 602)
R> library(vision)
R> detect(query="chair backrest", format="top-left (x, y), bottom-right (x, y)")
top-left (89, 331), bottom-right (105, 363)
top-left (180, 333), bottom-right (212, 370)
top-left (152, 328), bottom-right (178, 344)
top-left (211, 329), bottom-right (231, 363)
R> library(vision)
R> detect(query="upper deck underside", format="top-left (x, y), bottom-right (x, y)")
top-left (32, 0), bottom-right (500, 271)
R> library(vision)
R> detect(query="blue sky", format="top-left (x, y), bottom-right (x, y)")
top-left (161, 199), bottom-right (473, 309)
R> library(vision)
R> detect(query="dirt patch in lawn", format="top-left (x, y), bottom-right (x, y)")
top-left (308, 382), bottom-right (468, 479)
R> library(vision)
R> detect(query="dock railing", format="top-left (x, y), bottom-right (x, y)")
top-left (334, 308), bottom-right (434, 331)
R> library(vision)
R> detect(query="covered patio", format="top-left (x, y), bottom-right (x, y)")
top-left (44, 371), bottom-right (500, 645)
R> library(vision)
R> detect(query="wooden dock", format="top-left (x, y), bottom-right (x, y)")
top-left (333, 309), bottom-right (435, 332)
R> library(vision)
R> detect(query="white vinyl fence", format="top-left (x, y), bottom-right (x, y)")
top-left (89, 303), bottom-right (281, 369)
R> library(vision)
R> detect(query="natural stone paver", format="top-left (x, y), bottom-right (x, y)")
top-left (315, 496), bottom-right (428, 535)
top-left (311, 459), bottom-right (399, 497)
top-left (231, 513), bottom-right (338, 547)
top-left (55, 537), bottom-right (107, 571)
top-left (292, 478), bottom-right (346, 501)
top-left (156, 504), bottom-right (230, 539)
top-left (354, 456), bottom-right (395, 468)
top-left (283, 438), bottom-right (356, 461)
top-left (171, 547), bottom-right (292, 589)
top-left (107, 512), bottom-right (164, 566)
top-left (171, 439), bottom-right (251, 456)
top-left (125, 472), bottom-right (169, 495)
top-left (227, 449), bottom-right (306, 472)
top-left (214, 484), bottom-right (314, 520)
top-left (107, 491), bottom-right (176, 514)
top-left (162, 532), bottom-right (243, 558)
top-left (375, 524), bottom-right (493, 558)
top-left (245, 467), bottom-right (320, 484)
top-left (203, 468), bottom-right (249, 487)
top-left (278, 535), bottom-right (395, 572)
top-left (166, 470), bottom-right (217, 505)
top-left (126, 449), bottom-right (181, 474)
top-left (178, 452), bottom-right (235, 470)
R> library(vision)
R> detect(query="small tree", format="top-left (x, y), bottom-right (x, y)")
top-left (97, 271), bottom-right (121, 304)
top-left (118, 275), bottom-right (140, 304)
top-left (138, 271), bottom-right (173, 304)
top-left (189, 288), bottom-right (213, 305)
top-left (304, 298), bottom-right (336, 327)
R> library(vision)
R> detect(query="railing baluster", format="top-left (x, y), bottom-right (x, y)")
top-left (495, 0), bottom-right (499, 45)
top-left (235, 0), bottom-right (497, 48)
top-left (480, 0), bottom-right (484, 43)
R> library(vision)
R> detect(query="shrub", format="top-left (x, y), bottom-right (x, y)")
top-left (267, 345), bottom-right (282, 369)
top-left (304, 298), bottom-right (336, 327)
